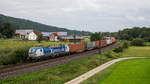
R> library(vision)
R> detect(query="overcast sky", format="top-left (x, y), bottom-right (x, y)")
top-left (0, 0), bottom-right (150, 32)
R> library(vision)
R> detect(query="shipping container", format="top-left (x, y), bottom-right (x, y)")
top-left (92, 41), bottom-right (96, 48)
top-left (86, 42), bottom-right (95, 50)
top-left (101, 40), bottom-right (107, 47)
top-left (106, 37), bottom-right (112, 45)
top-left (95, 40), bottom-right (107, 48)
top-left (69, 44), bottom-right (85, 52)
top-left (95, 41), bottom-right (100, 48)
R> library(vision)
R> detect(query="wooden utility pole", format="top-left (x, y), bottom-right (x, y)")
top-left (99, 32), bottom-right (101, 54)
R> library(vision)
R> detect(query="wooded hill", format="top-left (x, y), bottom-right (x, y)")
top-left (0, 14), bottom-right (90, 35)
top-left (111, 27), bottom-right (150, 41)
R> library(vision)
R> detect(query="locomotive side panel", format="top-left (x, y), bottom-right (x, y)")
top-left (51, 45), bottom-right (67, 54)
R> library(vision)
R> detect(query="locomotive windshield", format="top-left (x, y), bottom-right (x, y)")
top-left (29, 48), bottom-right (36, 53)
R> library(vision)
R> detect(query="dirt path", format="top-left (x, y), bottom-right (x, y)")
top-left (65, 57), bottom-right (146, 84)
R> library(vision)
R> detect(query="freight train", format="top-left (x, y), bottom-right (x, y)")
top-left (28, 37), bottom-right (116, 60)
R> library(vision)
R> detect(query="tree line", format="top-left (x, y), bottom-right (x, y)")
top-left (90, 27), bottom-right (150, 42)
top-left (112, 27), bottom-right (150, 42)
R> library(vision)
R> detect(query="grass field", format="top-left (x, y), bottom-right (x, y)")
top-left (81, 45), bottom-right (150, 84)
top-left (81, 59), bottom-right (150, 84)
top-left (145, 42), bottom-right (150, 46)
top-left (0, 52), bottom-right (114, 84)
top-left (121, 46), bottom-right (150, 57)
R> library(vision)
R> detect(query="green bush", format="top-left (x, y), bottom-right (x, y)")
top-left (131, 38), bottom-right (145, 46)
top-left (113, 46), bottom-right (123, 53)
top-left (103, 51), bottom-right (114, 58)
top-left (113, 41), bottom-right (129, 53)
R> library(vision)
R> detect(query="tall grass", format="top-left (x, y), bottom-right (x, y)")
top-left (0, 46), bottom-right (31, 65)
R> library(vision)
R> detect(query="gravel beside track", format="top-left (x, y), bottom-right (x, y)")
top-left (0, 42), bottom-right (120, 80)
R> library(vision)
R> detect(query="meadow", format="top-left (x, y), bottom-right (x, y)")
top-left (81, 45), bottom-right (150, 84)
top-left (121, 46), bottom-right (150, 57)
top-left (81, 58), bottom-right (150, 84)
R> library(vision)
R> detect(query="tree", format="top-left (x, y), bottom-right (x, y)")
top-left (122, 41), bottom-right (129, 48)
top-left (0, 33), bottom-right (2, 38)
top-left (90, 32), bottom-right (103, 41)
top-left (0, 22), bottom-right (14, 38)
top-left (131, 38), bottom-right (145, 46)
top-left (36, 34), bottom-right (43, 43)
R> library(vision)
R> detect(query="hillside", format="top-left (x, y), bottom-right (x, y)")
top-left (0, 14), bottom-right (90, 35)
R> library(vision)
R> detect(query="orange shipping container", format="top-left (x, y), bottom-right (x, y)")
top-left (101, 40), bottom-right (107, 47)
top-left (69, 44), bottom-right (85, 52)
top-left (95, 40), bottom-right (107, 47)
top-left (95, 41), bottom-right (100, 47)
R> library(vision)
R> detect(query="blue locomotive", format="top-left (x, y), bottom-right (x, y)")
top-left (28, 45), bottom-right (69, 59)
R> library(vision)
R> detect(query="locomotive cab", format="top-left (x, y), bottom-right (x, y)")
top-left (28, 47), bottom-right (44, 58)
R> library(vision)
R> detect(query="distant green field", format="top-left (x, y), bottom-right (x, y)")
top-left (81, 58), bottom-right (150, 84)
top-left (0, 40), bottom-right (70, 50)
top-left (121, 46), bottom-right (150, 57)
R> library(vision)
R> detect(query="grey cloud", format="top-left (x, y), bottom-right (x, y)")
top-left (0, 0), bottom-right (150, 32)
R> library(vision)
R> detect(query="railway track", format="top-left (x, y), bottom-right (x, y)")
top-left (0, 42), bottom-right (120, 80)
